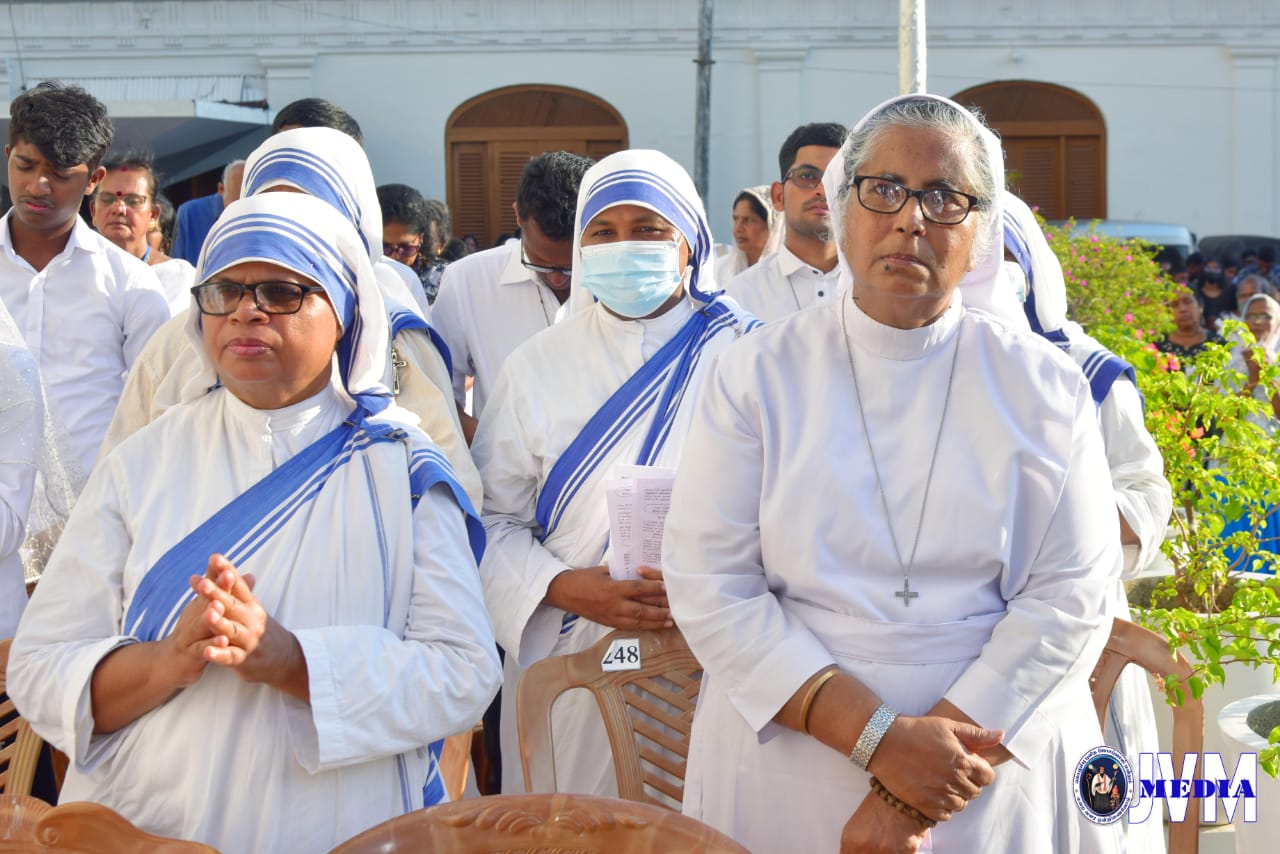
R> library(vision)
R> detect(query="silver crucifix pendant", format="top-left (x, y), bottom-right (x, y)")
top-left (895, 577), bottom-right (919, 607)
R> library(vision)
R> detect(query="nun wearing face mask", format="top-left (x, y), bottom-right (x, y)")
top-left (470, 149), bottom-right (760, 797)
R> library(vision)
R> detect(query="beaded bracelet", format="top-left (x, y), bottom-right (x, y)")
top-left (798, 666), bottom-right (839, 735)
top-left (869, 776), bottom-right (938, 830)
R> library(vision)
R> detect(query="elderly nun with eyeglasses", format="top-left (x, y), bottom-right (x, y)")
top-left (8, 192), bottom-right (501, 854)
top-left (662, 94), bottom-right (1123, 853)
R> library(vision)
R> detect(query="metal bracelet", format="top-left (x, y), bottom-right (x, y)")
top-left (849, 704), bottom-right (898, 770)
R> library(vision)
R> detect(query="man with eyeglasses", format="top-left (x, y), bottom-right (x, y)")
top-left (726, 122), bottom-right (847, 323)
top-left (90, 151), bottom-right (196, 315)
top-left (433, 150), bottom-right (593, 443)
top-left (0, 82), bottom-right (168, 474)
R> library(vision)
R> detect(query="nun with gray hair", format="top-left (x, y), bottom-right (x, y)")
top-left (663, 94), bottom-right (1122, 852)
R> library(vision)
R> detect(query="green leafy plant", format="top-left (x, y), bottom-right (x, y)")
top-left (1044, 218), bottom-right (1280, 778)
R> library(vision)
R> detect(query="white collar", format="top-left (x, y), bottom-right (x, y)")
top-left (777, 241), bottom-right (838, 278)
top-left (846, 291), bottom-right (964, 363)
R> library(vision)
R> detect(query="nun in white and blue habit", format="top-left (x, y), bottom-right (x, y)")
top-left (473, 149), bottom-right (761, 797)
top-left (1003, 189), bottom-right (1171, 854)
top-left (8, 193), bottom-right (500, 854)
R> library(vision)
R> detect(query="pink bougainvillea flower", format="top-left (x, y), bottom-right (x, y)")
top-left (1124, 312), bottom-right (1135, 323)
top-left (1190, 427), bottom-right (1206, 439)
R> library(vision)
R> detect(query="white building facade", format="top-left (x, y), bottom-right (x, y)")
top-left (2, 0), bottom-right (1278, 243)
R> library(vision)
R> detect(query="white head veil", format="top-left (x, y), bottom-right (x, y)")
top-left (820, 93), bottom-right (1023, 325)
top-left (1242, 293), bottom-right (1280, 358)
top-left (183, 193), bottom-right (393, 415)
top-left (241, 126), bottom-right (382, 262)
top-left (567, 150), bottom-right (720, 316)
top-left (1002, 189), bottom-right (1136, 404)
top-left (739, 184), bottom-right (785, 255)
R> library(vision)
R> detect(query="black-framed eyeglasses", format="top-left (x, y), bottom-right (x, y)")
top-left (520, 240), bottom-right (573, 280)
top-left (850, 175), bottom-right (983, 225)
top-left (383, 240), bottom-right (422, 261)
top-left (191, 281), bottom-right (327, 316)
top-left (783, 166), bottom-right (825, 191)
top-left (94, 191), bottom-right (150, 210)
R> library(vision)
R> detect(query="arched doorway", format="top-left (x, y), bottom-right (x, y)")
top-left (953, 81), bottom-right (1106, 220)
top-left (445, 85), bottom-right (628, 248)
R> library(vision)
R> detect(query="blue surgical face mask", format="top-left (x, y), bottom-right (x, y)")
top-left (579, 240), bottom-right (684, 319)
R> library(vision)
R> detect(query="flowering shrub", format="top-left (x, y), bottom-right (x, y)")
top-left (1046, 218), bottom-right (1280, 777)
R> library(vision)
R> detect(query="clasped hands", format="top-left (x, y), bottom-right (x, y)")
top-left (543, 564), bottom-right (673, 630)
top-left (840, 710), bottom-right (1005, 854)
top-left (161, 553), bottom-right (306, 697)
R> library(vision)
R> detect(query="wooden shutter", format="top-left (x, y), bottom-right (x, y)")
top-left (1006, 138), bottom-right (1060, 219)
top-left (450, 142), bottom-right (488, 244)
top-left (1065, 137), bottom-right (1103, 220)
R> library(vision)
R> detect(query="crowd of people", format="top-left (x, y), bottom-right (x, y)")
top-left (0, 79), bottom-right (1271, 854)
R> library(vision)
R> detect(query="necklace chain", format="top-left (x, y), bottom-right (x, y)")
top-left (840, 298), bottom-right (960, 604)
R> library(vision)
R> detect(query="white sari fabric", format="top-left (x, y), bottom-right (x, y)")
top-left (8, 195), bottom-right (500, 854)
top-left (666, 95), bottom-right (1123, 853)
top-left (475, 149), bottom-right (758, 796)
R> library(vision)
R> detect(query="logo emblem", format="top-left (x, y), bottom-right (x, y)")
top-left (1074, 746), bottom-right (1133, 824)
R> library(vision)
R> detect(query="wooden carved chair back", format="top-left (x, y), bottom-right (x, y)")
top-left (0, 640), bottom-right (42, 797)
top-left (326, 792), bottom-right (749, 854)
top-left (0, 793), bottom-right (219, 852)
top-left (516, 628), bottom-right (702, 809)
top-left (1089, 617), bottom-right (1203, 854)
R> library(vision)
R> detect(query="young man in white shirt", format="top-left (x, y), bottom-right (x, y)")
top-left (0, 82), bottom-right (169, 473)
top-left (727, 122), bottom-right (848, 323)
top-left (432, 151), bottom-right (593, 443)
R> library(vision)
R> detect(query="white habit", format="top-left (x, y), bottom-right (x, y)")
top-left (474, 297), bottom-right (747, 796)
top-left (663, 295), bottom-right (1124, 853)
top-left (150, 256), bottom-right (197, 316)
top-left (8, 382), bottom-right (500, 853)
top-left (0, 212), bottom-right (170, 473)
top-left (431, 241), bottom-right (561, 418)
top-left (725, 242), bottom-right (843, 324)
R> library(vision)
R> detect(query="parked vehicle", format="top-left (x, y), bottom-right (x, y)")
top-left (1048, 220), bottom-right (1197, 262)
top-left (1196, 234), bottom-right (1280, 262)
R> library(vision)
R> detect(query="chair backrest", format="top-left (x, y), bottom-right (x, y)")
top-left (516, 628), bottom-right (701, 809)
top-left (0, 793), bottom-right (219, 853)
top-left (1089, 617), bottom-right (1202, 854)
top-left (438, 729), bottom-right (474, 802)
top-left (0, 640), bottom-right (43, 797)
top-left (326, 792), bottom-right (750, 854)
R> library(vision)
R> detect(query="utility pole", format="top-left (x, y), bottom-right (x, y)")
top-left (898, 0), bottom-right (926, 95)
top-left (693, 0), bottom-right (714, 200)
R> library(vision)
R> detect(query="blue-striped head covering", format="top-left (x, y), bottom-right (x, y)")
top-left (242, 126), bottom-right (381, 262)
top-left (1001, 190), bottom-right (1134, 405)
top-left (185, 193), bottom-right (392, 415)
top-left (568, 149), bottom-right (719, 314)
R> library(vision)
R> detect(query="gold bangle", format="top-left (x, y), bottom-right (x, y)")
top-left (798, 666), bottom-right (840, 735)
top-left (869, 776), bottom-right (938, 829)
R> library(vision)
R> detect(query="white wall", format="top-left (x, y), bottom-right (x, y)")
top-left (3, 1), bottom-right (1277, 243)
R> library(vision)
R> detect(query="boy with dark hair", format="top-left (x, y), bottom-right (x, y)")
top-left (0, 81), bottom-right (169, 473)
top-left (432, 150), bottom-right (594, 440)
top-left (727, 121), bottom-right (848, 323)
top-left (271, 97), bottom-right (364, 145)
